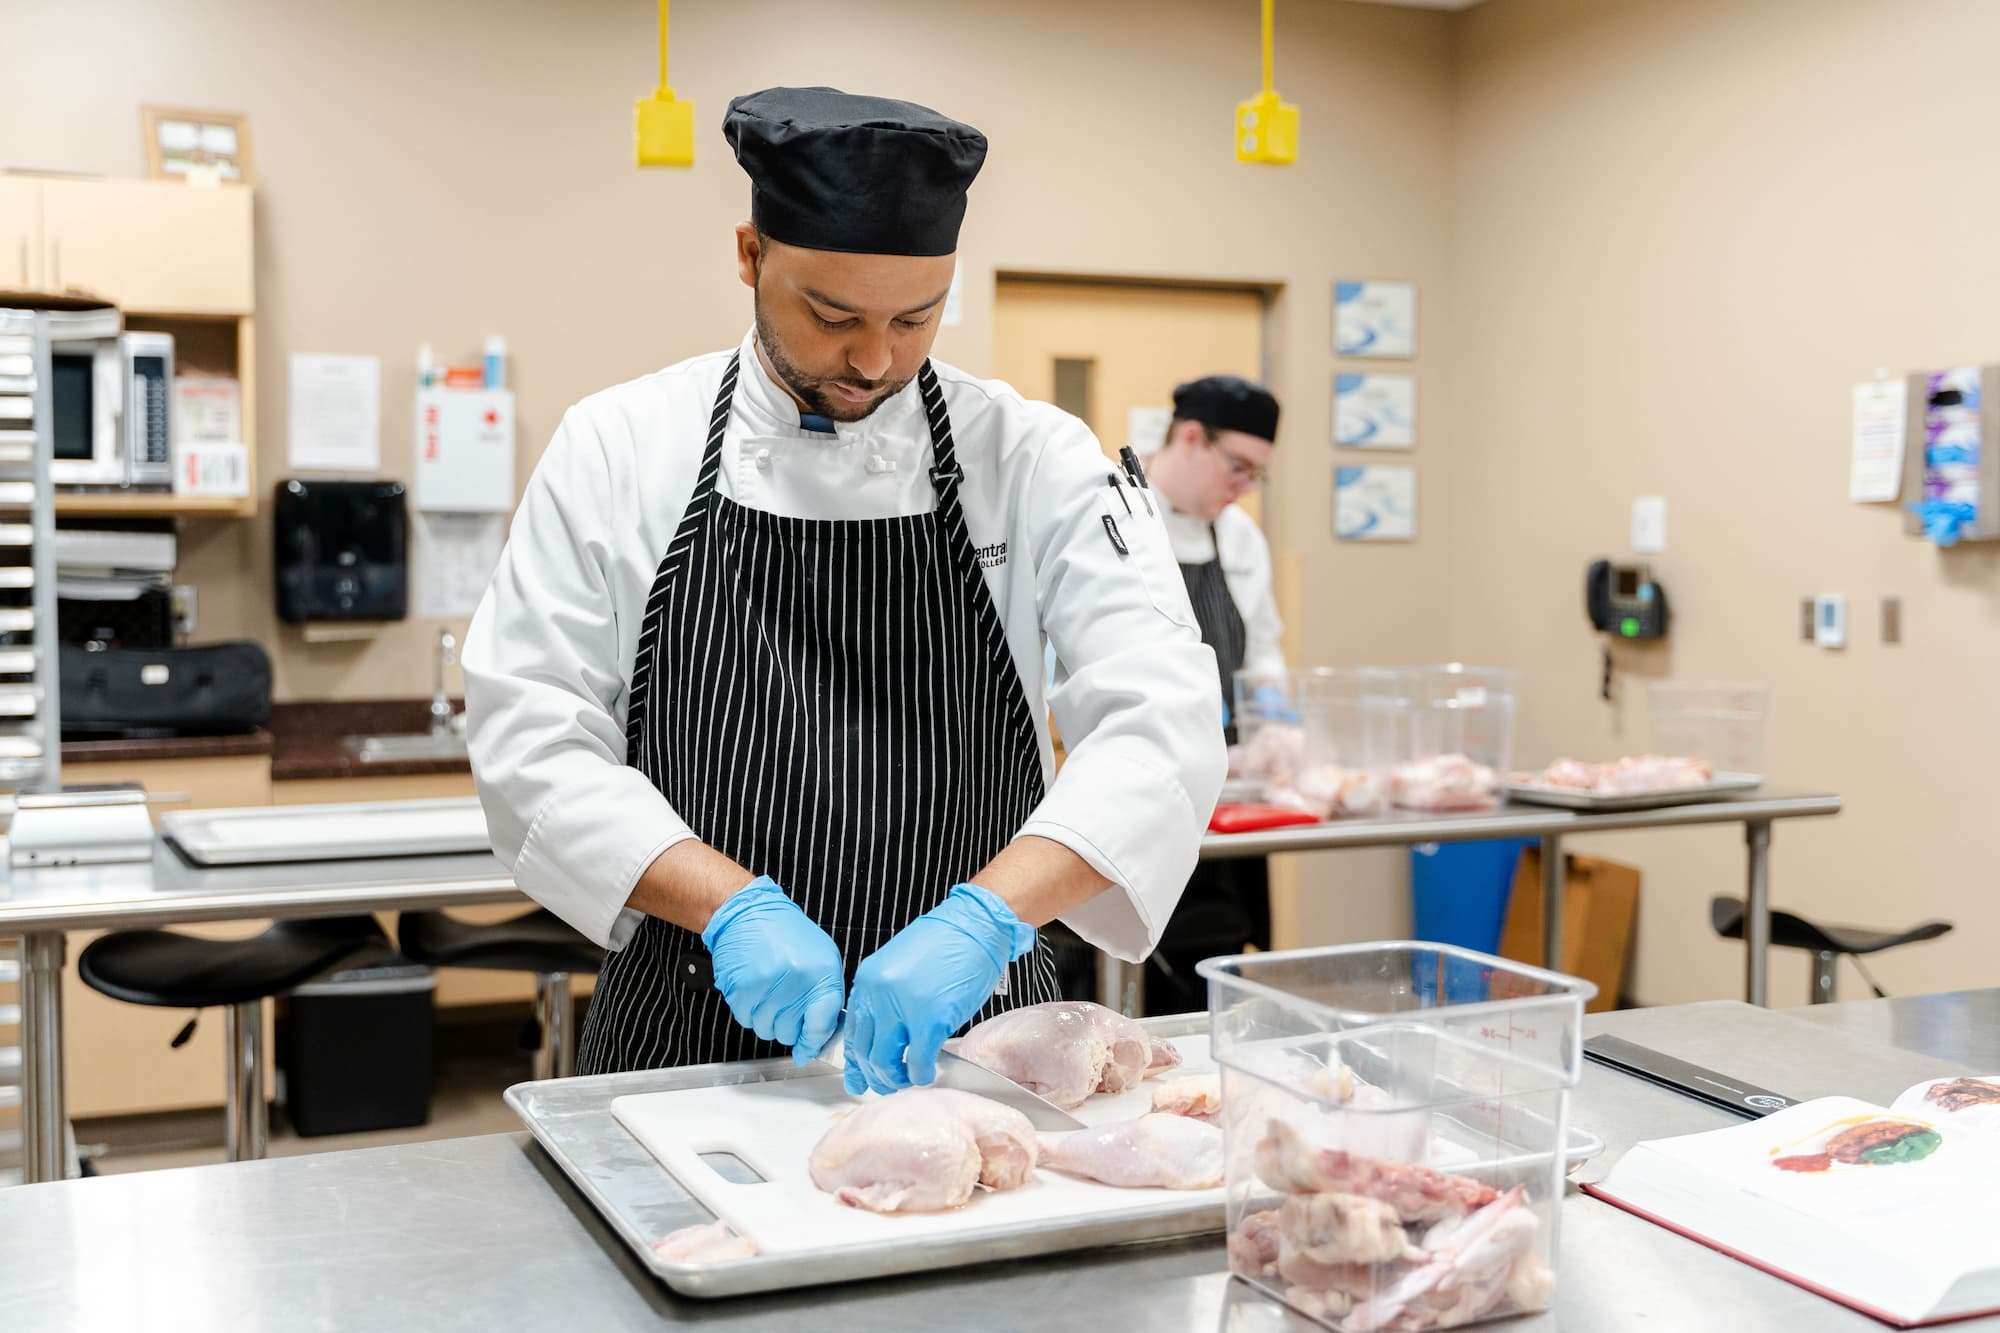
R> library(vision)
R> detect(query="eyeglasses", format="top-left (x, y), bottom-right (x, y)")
top-left (1208, 437), bottom-right (1267, 485)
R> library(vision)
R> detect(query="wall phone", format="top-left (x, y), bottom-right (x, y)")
top-left (1585, 559), bottom-right (1668, 700)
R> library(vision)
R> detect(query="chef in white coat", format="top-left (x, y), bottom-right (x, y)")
top-left (463, 87), bottom-right (1223, 1093)
top-left (1140, 375), bottom-right (1284, 1011)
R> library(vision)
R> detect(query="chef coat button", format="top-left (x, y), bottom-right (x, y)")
top-left (866, 454), bottom-right (896, 475)
top-left (755, 447), bottom-right (772, 471)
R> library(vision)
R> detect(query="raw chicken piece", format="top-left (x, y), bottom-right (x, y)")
top-left (1228, 1208), bottom-right (1283, 1279)
top-left (1237, 721), bottom-right (1307, 783)
top-left (809, 1087), bottom-right (1036, 1213)
top-left (1287, 1285), bottom-right (1355, 1321)
top-left (652, 1219), bottom-right (757, 1263)
top-left (1279, 1191), bottom-right (1413, 1265)
top-left (1340, 1187), bottom-right (1539, 1333)
top-left (1038, 1113), bottom-right (1224, 1189)
top-left (1146, 1038), bottom-right (1184, 1078)
top-left (1518, 755), bottom-right (1712, 796)
top-left (1255, 1119), bottom-right (1495, 1223)
top-left (1390, 754), bottom-right (1500, 812)
top-left (1152, 1073), bottom-right (1223, 1119)
top-left (956, 1001), bottom-right (1151, 1108)
top-left (1277, 1243), bottom-right (1401, 1303)
top-left (1268, 766), bottom-right (1387, 820)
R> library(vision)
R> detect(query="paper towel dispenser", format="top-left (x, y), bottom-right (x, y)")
top-left (274, 479), bottom-right (408, 623)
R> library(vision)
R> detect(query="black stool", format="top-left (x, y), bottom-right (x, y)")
top-left (78, 916), bottom-right (389, 1161)
top-left (1710, 896), bottom-right (1953, 1004)
top-left (395, 909), bottom-right (604, 1079)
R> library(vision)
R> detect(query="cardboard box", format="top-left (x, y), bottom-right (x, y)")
top-left (1500, 850), bottom-right (1639, 1013)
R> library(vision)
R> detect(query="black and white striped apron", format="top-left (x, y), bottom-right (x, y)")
top-left (576, 354), bottom-right (1062, 1074)
top-left (1179, 530), bottom-right (1247, 745)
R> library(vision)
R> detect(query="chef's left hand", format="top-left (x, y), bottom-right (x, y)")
top-left (843, 884), bottom-right (1036, 1096)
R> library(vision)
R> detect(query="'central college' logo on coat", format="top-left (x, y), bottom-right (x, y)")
top-left (974, 540), bottom-right (1009, 569)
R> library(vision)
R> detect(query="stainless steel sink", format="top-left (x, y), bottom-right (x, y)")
top-left (344, 731), bottom-right (469, 763)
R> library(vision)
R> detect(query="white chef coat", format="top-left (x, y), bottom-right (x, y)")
top-left (1159, 496), bottom-right (1286, 682)
top-left (463, 331), bottom-right (1226, 963)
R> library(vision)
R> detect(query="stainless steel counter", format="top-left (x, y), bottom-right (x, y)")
top-left (0, 788), bottom-right (1840, 1185)
top-left (3, 988), bottom-right (1985, 1333)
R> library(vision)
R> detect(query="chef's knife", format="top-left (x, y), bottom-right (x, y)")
top-left (814, 1021), bottom-right (1084, 1131)
top-left (1583, 1034), bottom-right (1800, 1118)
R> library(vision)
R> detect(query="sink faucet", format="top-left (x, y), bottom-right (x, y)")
top-left (431, 628), bottom-right (458, 736)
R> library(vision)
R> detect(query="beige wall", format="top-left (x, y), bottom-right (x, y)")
top-left (1, 0), bottom-right (1453, 943)
top-left (1449, 0), bottom-right (2000, 1003)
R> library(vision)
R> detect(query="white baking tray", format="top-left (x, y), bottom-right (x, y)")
top-left (1506, 771), bottom-right (1763, 812)
top-left (161, 796), bottom-right (491, 865)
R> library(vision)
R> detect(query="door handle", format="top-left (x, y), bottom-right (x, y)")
top-left (49, 240), bottom-right (59, 290)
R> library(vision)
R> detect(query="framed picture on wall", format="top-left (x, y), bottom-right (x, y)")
top-left (141, 105), bottom-right (254, 185)
top-left (1334, 279), bottom-right (1417, 358)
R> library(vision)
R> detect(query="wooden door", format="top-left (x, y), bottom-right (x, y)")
top-left (993, 279), bottom-right (1266, 523)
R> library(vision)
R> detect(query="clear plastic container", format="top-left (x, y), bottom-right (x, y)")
top-left (1233, 667), bottom-right (1406, 818)
top-left (1393, 665), bottom-right (1517, 812)
top-left (1198, 942), bottom-right (1596, 1331)
top-left (1648, 682), bottom-right (1770, 776)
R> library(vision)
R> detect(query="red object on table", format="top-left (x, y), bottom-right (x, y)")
top-left (1207, 803), bottom-right (1323, 834)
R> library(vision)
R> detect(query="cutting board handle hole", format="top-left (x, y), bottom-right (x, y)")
top-left (698, 1151), bottom-right (768, 1185)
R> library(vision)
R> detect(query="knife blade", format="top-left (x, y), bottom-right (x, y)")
top-left (813, 1020), bottom-right (1083, 1131)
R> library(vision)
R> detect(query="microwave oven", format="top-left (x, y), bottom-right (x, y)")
top-left (49, 326), bottom-right (175, 490)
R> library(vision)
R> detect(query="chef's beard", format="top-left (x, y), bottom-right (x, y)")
top-left (753, 293), bottom-right (912, 423)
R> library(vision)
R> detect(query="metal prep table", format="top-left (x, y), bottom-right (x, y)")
top-left (0, 988), bottom-right (1986, 1333)
top-left (0, 788), bottom-right (1837, 1187)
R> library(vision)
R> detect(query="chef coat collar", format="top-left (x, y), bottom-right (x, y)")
top-left (736, 329), bottom-right (927, 446)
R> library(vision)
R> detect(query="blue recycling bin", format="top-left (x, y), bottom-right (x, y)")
top-left (1410, 838), bottom-right (1533, 956)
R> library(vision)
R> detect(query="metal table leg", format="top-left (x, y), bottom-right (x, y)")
top-left (1538, 834), bottom-right (1565, 970)
top-left (223, 999), bottom-right (268, 1162)
top-left (1745, 820), bottom-right (1773, 1006)
top-left (18, 931), bottom-right (66, 1184)
top-left (535, 972), bottom-right (576, 1081)
top-left (1095, 951), bottom-right (1142, 1018)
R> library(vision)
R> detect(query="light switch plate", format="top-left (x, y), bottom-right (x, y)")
top-left (1881, 596), bottom-right (1901, 645)
top-left (1814, 594), bottom-right (1848, 649)
top-left (1631, 497), bottom-right (1668, 554)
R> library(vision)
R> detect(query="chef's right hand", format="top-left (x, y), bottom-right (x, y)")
top-left (700, 876), bottom-right (845, 1065)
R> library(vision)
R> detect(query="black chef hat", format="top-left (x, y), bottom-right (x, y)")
top-left (724, 86), bottom-right (987, 257)
top-left (1171, 375), bottom-right (1281, 444)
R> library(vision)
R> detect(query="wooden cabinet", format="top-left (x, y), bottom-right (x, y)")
top-left (37, 178), bottom-right (253, 316)
top-left (0, 175), bottom-right (43, 289)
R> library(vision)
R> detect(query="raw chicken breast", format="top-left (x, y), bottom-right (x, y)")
top-left (1278, 1191), bottom-right (1413, 1265)
top-left (1519, 754), bottom-right (1711, 796)
top-left (808, 1087), bottom-right (1036, 1213)
top-left (652, 1219), bottom-right (757, 1263)
top-left (1152, 1073), bottom-right (1222, 1119)
top-left (956, 1001), bottom-right (1152, 1109)
top-left (1390, 754), bottom-right (1500, 812)
top-left (1038, 1113), bottom-right (1224, 1189)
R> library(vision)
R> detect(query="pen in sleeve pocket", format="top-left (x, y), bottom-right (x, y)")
top-left (1117, 448), bottom-right (1154, 514)
top-left (1107, 472), bottom-right (1133, 514)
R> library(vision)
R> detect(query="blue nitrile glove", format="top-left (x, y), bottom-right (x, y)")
top-left (842, 884), bottom-right (1036, 1096)
top-left (700, 876), bottom-right (845, 1065)
top-left (1251, 683), bottom-right (1300, 725)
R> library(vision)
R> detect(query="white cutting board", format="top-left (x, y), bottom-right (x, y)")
top-left (612, 1034), bottom-right (1221, 1254)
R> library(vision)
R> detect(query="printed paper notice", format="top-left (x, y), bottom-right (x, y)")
top-left (416, 512), bottom-right (507, 618)
top-left (1335, 280), bottom-right (1417, 359)
top-left (1333, 373), bottom-right (1415, 448)
top-left (1850, 379), bottom-right (1907, 503)
top-left (1127, 405), bottom-right (1171, 454)
top-left (289, 354), bottom-right (381, 472)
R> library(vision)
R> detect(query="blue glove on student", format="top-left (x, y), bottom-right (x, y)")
top-left (700, 876), bottom-right (845, 1065)
top-left (843, 884), bottom-right (1036, 1096)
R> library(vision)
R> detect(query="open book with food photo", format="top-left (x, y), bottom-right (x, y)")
top-left (1584, 1074), bottom-right (2000, 1327)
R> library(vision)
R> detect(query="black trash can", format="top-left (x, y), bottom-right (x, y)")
top-left (279, 946), bottom-right (436, 1137)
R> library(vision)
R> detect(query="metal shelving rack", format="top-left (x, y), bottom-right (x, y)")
top-left (0, 305), bottom-right (67, 1184)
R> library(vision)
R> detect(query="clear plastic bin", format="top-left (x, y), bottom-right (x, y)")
top-left (1233, 667), bottom-right (1405, 818)
top-left (1393, 665), bottom-right (1517, 812)
top-left (1648, 682), bottom-right (1770, 776)
top-left (1198, 942), bottom-right (1595, 1331)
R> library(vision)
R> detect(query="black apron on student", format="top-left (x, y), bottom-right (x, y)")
top-left (575, 356), bottom-right (1062, 1073)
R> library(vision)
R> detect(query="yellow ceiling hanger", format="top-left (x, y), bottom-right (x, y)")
top-left (635, 0), bottom-right (694, 167)
top-left (1236, 0), bottom-right (1299, 165)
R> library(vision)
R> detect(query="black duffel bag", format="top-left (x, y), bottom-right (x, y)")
top-left (59, 641), bottom-right (273, 738)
